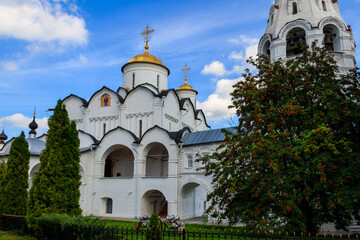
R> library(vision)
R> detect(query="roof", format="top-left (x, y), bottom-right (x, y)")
top-left (2, 138), bottom-right (46, 156)
top-left (181, 127), bottom-right (236, 146)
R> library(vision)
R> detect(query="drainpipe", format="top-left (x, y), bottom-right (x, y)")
top-left (132, 143), bottom-right (139, 218)
top-left (177, 142), bottom-right (184, 218)
top-left (89, 144), bottom-right (97, 216)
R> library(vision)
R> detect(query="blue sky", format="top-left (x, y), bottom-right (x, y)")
top-left (0, 0), bottom-right (359, 140)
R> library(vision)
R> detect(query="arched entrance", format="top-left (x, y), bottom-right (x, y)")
top-left (180, 183), bottom-right (208, 219)
top-left (103, 145), bottom-right (134, 178)
top-left (144, 143), bottom-right (168, 177)
top-left (141, 190), bottom-right (167, 218)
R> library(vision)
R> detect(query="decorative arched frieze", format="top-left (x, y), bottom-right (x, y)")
top-left (179, 177), bottom-right (212, 194)
top-left (279, 19), bottom-right (312, 40)
top-left (126, 111), bottom-right (154, 118)
top-left (319, 16), bottom-right (347, 32)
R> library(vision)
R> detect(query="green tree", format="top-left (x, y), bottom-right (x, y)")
top-left (0, 158), bottom-right (5, 181)
top-left (199, 43), bottom-right (360, 234)
top-left (0, 132), bottom-right (30, 216)
top-left (27, 100), bottom-right (81, 230)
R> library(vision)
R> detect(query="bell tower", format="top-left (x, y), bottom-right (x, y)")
top-left (258, 0), bottom-right (356, 72)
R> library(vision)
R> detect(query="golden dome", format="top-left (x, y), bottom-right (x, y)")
top-left (128, 49), bottom-right (165, 67)
top-left (177, 64), bottom-right (196, 92)
top-left (178, 82), bottom-right (195, 91)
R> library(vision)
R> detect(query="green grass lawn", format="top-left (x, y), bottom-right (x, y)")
top-left (0, 230), bottom-right (36, 240)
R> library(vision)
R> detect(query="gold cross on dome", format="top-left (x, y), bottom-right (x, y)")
top-left (182, 64), bottom-right (191, 83)
top-left (141, 25), bottom-right (155, 51)
top-left (2, 119), bottom-right (5, 129)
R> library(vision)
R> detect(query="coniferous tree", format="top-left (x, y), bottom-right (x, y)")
top-left (0, 158), bottom-right (5, 181)
top-left (27, 100), bottom-right (81, 230)
top-left (199, 43), bottom-right (360, 233)
top-left (0, 131), bottom-right (30, 216)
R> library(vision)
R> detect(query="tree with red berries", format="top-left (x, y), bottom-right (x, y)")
top-left (198, 42), bottom-right (360, 234)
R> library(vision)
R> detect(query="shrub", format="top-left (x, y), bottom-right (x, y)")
top-left (36, 214), bottom-right (100, 240)
top-left (146, 213), bottom-right (162, 240)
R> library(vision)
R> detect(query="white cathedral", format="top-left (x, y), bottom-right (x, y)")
top-left (0, 0), bottom-right (357, 226)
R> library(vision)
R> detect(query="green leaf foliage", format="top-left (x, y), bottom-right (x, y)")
top-left (198, 43), bottom-right (360, 234)
top-left (27, 100), bottom-right (81, 231)
top-left (0, 132), bottom-right (30, 216)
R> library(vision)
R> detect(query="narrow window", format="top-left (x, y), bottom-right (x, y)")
top-left (106, 198), bottom-right (113, 214)
top-left (270, 14), bottom-right (274, 25)
top-left (187, 155), bottom-right (193, 168)
top-left (139, 120), bottom-right (142, 137)
top-left (132, 73), bottom-right (135, 89)
top-left (322, 1), bottom-right (327, 11)
top-left (157, 75), bottom-right (160, 89)
top-left (292, 2), bottom-right (298, 14)
top-left (103, 123), bottom-right (106, 136)
top-left (203, 201), bottom-right (207, 211)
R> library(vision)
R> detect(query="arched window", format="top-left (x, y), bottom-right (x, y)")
top-left (292, 2), bottom-right (298, 14)
top-left (101, 94), bottom-right (110, 107)
top-left (106, 198), bottom-right (113, 214)
top-left (322, 1), bottom-right (327, 11)
top-left (103, 123), bottom-right (106, 136)
top-left (286, 28), bottom-right (306, 57)
top-left (157, 75), bottom-right (160, 89)
top-left (104, 158), bottom-right (114, 177)
top-left (270, 14), bottom-right (274, 25)
top-left (132, 73), bottom-right (135, 89)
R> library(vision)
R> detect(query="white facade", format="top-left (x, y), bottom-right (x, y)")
top-left (0, 43), bottom-right (218, 220)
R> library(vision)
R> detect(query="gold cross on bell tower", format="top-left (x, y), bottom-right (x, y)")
top-left (2, 119), bottom-right (5, 130)
top-left (182, 64), bottom-right (191, 84)
top-left (141, 25), bottom-right (155, 52)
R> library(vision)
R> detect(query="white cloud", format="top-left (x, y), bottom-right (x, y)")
top-left (198, 78), bottom-right (241, 122)
top-left (79, 54), bottom-right (88, 64)
top-left (201, 61), bottom-right (228, 76)
top-left (227, 35), bottom-right (259, 74)
top-left (245, 44), bottom-right (258, 59)
top-left (0, 0), bottom-right (88, 45)
top-left (229, 35), bottom-right (258, 46)
top-left (229, 51), bottom-right (245, 61)
top-left (0, 113), bottom-right (48, 130)
top-left (0, 61), bottom-right (19, 71)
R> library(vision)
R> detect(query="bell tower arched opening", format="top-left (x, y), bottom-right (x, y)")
top-left (323, 24), bottom-right (340, 52)
top-left (262, 40), bottom-right (271, 59)
top-left (286, 28), bottom-right (306, 57)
